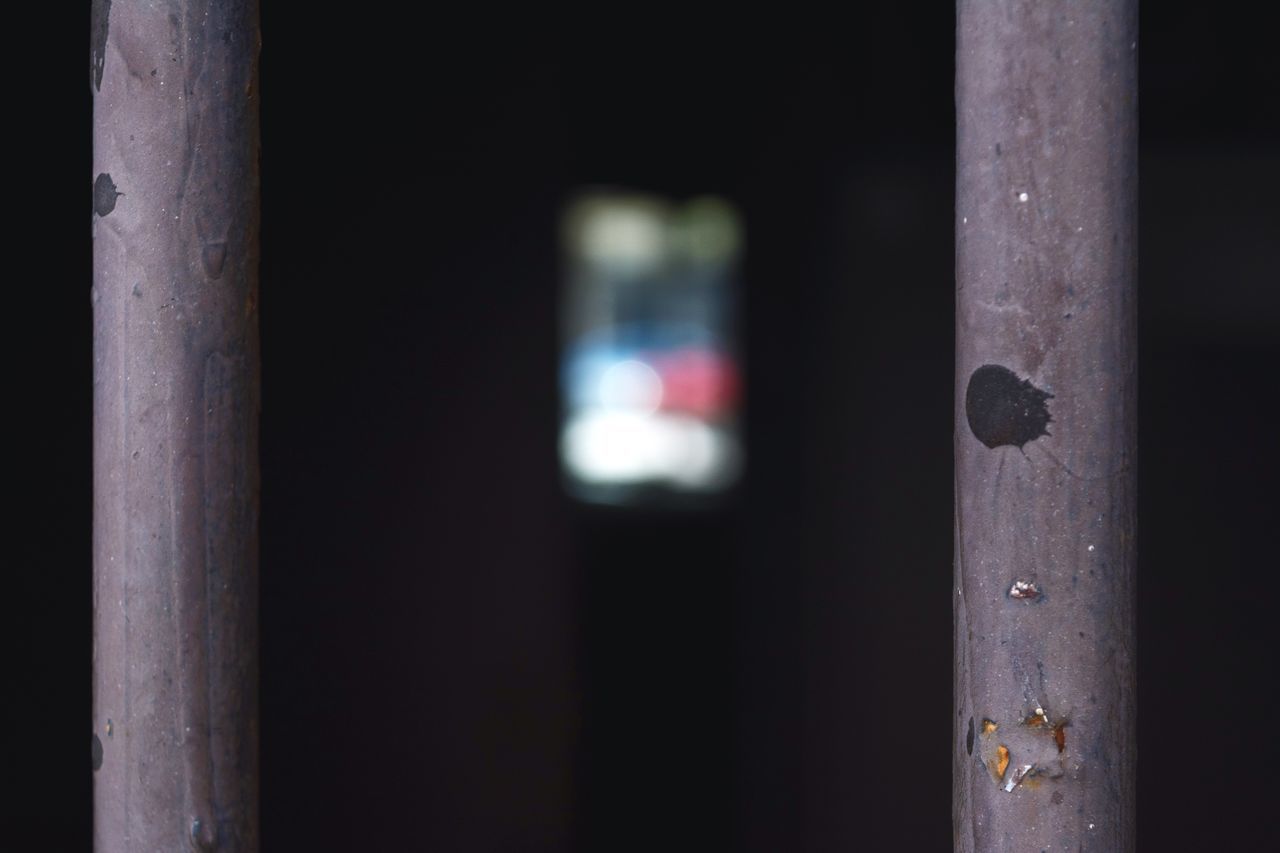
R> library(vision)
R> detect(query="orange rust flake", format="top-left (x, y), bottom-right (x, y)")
top-left (988, 745), bottom-right (1011, 782)
top-left (1054, 722), bottom-right (1067, 753)
top-left (981, 719), bottom-right (998, 735)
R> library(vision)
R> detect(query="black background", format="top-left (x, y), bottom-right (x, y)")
top-left (15, 4), bottom-right (1279, 850)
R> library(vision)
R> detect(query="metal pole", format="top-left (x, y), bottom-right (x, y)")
top-left (92, 2), bottom-right (260, 849)
top-left (954, 2), bottom-right (1137, 850)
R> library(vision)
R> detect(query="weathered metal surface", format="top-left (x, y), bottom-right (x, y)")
top-left (954, 1), bottom-right (1137, 850)
top-left (92, 2), bottom-right (260, 849)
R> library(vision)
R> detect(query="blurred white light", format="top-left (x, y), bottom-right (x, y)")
top-left (597, 359), bottom-right (663, 413)
top-left (560, 191), bottom-right (744, 502)
top-left (578, 204), bottom-right (665, 270)
top-left (561, 410), bottom-right (740, 489)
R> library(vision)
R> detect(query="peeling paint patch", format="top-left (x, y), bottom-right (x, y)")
top-left (1004, 763), bottom-right (1035, 792)
top-left (91, 0), bottom-right (112, 92)
top-left (980, 712), bottom-right (1071, 792)
top-left (1009, 579), bottom-right (1041, 601)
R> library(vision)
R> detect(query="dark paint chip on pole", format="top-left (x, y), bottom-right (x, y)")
top-left (955, 1), bottom-right (1137, 851)
top-left (92, 2), bottom-right (261, 850)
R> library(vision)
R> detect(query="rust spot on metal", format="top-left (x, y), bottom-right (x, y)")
top-left (990, 744), bottom-right (1010, 782)
top-left (1054, 721), bottom-right (1067, 753)
top-left (1009, 579), bottom-right (1041, 601)
top-left (981, 719), bottom-right (998, 735)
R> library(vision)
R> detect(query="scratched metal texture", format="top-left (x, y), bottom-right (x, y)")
top-left (92, 1), bottom-right (261, 850)
top-left (954, 1), bottom-right (1138, 850)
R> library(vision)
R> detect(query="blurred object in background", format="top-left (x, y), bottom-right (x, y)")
top-left (560, 192), bottom-right (744, 505)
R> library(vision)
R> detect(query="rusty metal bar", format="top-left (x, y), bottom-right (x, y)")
top-left (954, 1), bottom-right (1137, 849)
top-left (92, 2), bottom-right (260, 849)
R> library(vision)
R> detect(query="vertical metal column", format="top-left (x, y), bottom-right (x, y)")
top-left (92, 2), bottom-right (260, 849)
top-left (954, 2), bottom-right (1137, 850)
